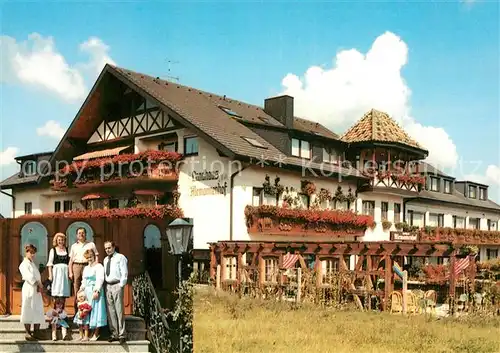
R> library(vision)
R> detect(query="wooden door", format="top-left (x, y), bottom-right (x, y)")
top-left (11, 221), bottom-right (52, 314)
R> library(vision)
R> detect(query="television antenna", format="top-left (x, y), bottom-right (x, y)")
top-left (160, 58), bottom-right (180, 82)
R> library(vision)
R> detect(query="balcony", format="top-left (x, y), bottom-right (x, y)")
top-left (50, 150), bottom-right (182, 191)
top-left (361, 170), bottom-right (426, 193)
top-left (245, 205), bottom-right (375, 237)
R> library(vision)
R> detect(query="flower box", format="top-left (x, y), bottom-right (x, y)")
top-left (50, 151), bottom-right (182, 190)
top-left (19, 204), bottom-right (184, 220)
top-left (419, 227), bottom-right (500, 245)
top-left (244, 205), bottom-right (374, 237)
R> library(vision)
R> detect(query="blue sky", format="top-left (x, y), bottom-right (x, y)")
top-left (0, 1), bottom-right (499, 215)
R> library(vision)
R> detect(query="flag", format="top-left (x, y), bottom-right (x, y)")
top-left (454, 258), bottom-right (469, 277)
top-left (282, 253), bottom-right (299, 269)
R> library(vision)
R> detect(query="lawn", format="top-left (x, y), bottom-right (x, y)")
top-left (194, 286), bottom-right (500, 353)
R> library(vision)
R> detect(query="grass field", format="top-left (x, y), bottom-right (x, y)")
top-left (194, 287), bottom-right (500, 353)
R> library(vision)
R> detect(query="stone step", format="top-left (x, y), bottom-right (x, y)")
top-left (0, 339), bottom-right (150, 352)
top-left (0, 315), bottom-right (146, 331)
top-left (0, 327), bottom-right (147, 341)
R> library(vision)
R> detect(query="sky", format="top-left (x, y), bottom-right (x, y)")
top-left (0, 1), bottom-right (499, 216)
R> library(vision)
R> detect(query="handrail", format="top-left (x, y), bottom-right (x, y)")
top-left (132, 271), bottom-right (172, 353)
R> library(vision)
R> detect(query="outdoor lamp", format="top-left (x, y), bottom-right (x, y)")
top-left (166, 218), bottom-right (193, 255)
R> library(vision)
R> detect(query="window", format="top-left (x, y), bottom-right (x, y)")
top-left (322, 147), bottom-right (339, 164)
top-left (158, 141), bottom-right (177, 153)
top-left (321, 258), bottom-right (339, 284)
top-left (408, 210), bottom-right (424, 227)
top-left (219, 106), bottom-right (241, 118)
top-left (488, 219), bottom-right (497, 231)
top-left (252, 187), bottom-right (276, 206)
top-left (479, 188), bottom-right (486, 200)
top-left (24, 161), bottom-right (36, 176)
top-left (24, 202), bottom-right (32, 215)
top-left (468, 185), bottom-right (477, 198)
top-left (430, 177), bottom-right (439, 192)
top-left (109, 199), bottom-right (119, 209)
top-left (453, 216), bottom-right (465, 229)
top-left (252, 187), bottom-right (263, 206)
top-left (224, 256), bottom-right (237, 280)
top-left (381, 202), bottom-right (388, 221)
top-left (264, 257), bottom-right (278, 282)
top-left (291, 138), bottom-right (310, 159)
top-left (362, 201), bottom-right (375, 217)
top-left (394, 203), bottom-right (401, 223)
top-left (54, 201), bottom-right (61, 213)
top-left (444, 180), bottom-right (452, 194)
top-left (242, 137), bottom-right (267, 149)
top-left (429, 213), bottom-right (444, 227)
top-left (469, 217), bottom-right (480, 230)
top-left (437, 257), bottom-right (449, 265)
top-left (63, 200), bottom-right (72, 212)
top-left (184, 136), bottom-right (199, 156)
top-left (486, 249), bottom-right (498, 260)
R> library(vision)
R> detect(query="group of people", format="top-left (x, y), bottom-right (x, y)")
top-left (18, 227), bottom-right (129, 343)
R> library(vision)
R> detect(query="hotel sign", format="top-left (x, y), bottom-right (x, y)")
top-left (390, 231), bottom-right (419, 242)
top-left (190, 169), bottom-right (228, 196)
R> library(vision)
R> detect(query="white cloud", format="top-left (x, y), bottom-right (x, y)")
top-left (79, 37), bottom-right (116, 76)
top-left (279, 31), bottom-right (459, 170)
top-left (0, 33), bottom-right (115, 102)
top-left (466, 165), bottom-right (500, 186)
top-left (0, 147), bottom-right (19, 166)
top-left (36, 120), bottom-right (65, 139)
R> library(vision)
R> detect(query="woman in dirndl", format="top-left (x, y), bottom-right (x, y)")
top-left (46, 233), bottom-right (71, 301)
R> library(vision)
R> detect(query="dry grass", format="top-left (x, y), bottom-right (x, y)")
top-left (194, 286), bottom-right (500, 353)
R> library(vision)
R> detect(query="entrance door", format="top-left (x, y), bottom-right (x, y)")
top-left (11, 222), bottom-right (51, 314)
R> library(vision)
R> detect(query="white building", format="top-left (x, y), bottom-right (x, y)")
top-left (1, 64), bottom-right (499, 265)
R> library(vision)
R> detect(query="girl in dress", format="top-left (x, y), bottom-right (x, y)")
top-left (74, 290), bottom-right (92, 341)
top-left (46, 298), bottom-right (70, 341)
top-left (79, 249), bottom-right (107, 341)
top-left (46, 233), bottom-right (71, 301)
top-left (18, 244), bottom-right (45, 341)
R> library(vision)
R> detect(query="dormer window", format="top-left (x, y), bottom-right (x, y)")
top-left (291, 138), bottom-right (310, 159)
top-left (430, 177), bottom-right (439, 192)
top-left (444, 180), bottom-right (452, 194)
top-left (468, 185), bottom-right (477, 198)
top-left (322, 147), bottom-right (339, 164)
top-left (479, 187), bottom-right (487, 200)
top-left (24, 161), bottom-right (36, 176)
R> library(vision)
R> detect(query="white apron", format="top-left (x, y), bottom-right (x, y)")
top-left (19, 258), bottom-right (45, 324)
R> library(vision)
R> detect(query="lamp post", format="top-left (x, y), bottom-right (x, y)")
top-left (165, 218), bottom-right (193, 353)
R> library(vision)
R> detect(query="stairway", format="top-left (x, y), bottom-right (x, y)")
top-left (0, 315), bottom-right (150, 352)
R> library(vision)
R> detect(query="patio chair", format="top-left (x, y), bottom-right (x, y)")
top-left (390, 291), bottom-right (403, 314)
top-left (424, 290), bottom-right (437, 314)
top-left (406, 290), bottom-right (420, 314)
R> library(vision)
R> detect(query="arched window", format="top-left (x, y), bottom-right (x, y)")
top-left (20, 222), bottom-right (48, 269)
top-left (144, 224), bottom-right (162, 249)
top-left (66, 221), bottom-right (94, 246)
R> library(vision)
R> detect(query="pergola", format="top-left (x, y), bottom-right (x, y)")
top-left (209, 241), bottom-right (477, 311)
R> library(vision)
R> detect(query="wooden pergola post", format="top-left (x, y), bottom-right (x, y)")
top-left (449, 249), bottom-right (457, 314)
top-left (383, 255), bottom-right (393, 311)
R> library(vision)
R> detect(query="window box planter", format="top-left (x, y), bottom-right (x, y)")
top-left (419, 227), bottom-right (500, 245)
top-left (19, 204), bottom-right (184, 220)
top-left (244, 205), bottom-right (374, 237)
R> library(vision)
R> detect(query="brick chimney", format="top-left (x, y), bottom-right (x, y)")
top-left (264, 95), bottom-right (294, 129)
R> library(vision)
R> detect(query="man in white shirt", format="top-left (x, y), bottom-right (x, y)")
top-left (103, 241), bottom-right (128, 343)
top-left (68, 227), bottom-right (98, 311)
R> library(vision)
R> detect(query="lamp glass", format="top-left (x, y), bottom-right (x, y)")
top-left (166, 218), bottom-right (193, 255)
